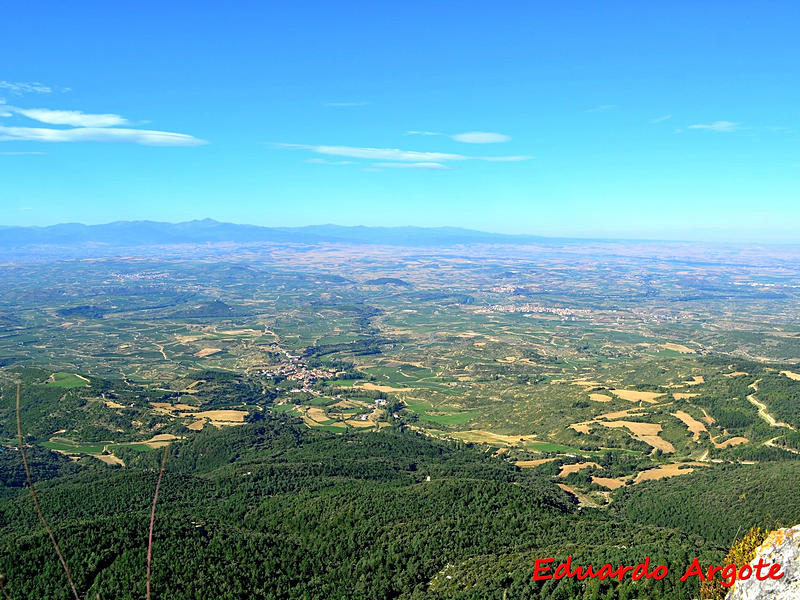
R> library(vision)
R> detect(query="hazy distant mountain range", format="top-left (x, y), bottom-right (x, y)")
top-left (0, 219), bottom-right (552, 248)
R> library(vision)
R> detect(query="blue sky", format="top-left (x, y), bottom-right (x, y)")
top-left (1, 1), bottom-right (799, 242)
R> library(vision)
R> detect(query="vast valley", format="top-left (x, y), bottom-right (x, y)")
top-left (1, 229), bottom-right (799, 598)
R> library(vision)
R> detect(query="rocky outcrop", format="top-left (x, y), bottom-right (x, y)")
top-left (726, 525), bottom-right (800, 600)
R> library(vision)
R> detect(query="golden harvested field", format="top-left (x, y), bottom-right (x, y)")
top-left (569, 423), bottom-right (592, 434)
top-left (596, 407), bottom-right (649, 420)
top-left (104, 400), bottom-right (126, 409)
top-left (633, 463), bottom-right (698, 483)
top-left (782, 370), bottom-right (800, 381)
top-left (192, 409), bottom-right (247, 422)
top-left (142, 433), bottom-right (179, 448)
top-left (662, 343), bottom-right (695, 354)
top-left (725, 371), bottom-right (749, 378)
top-left (715, 436), bottom-right (749, 448)
top-left (571, 380), bottom-right (604, 388)
top-left (672, 410), bottom-right (707, 441)
top-left (515, 458), bottom-right (557, 468)
top-left (685, 375), bottom-right (705, 386)
top-left (345, 419), bottom-right (376, 428)
top-left (92, 453), bottom-right (125, 467)
top-left (358, 382), bottom-right (412, 393)
top-left (589, 393), bottom-right (613, 402)
top-left (592, 476), bottom-right (626, 490)
top-left (597, 420), bottom-right (675, 453)
top-left (187, 419), bottom-right (205, 431)
top-left (610, 389), bottom-right (665, 403)
top-left (559, 462), bottom-right (599, 477)
top-left (673, 393), bottom-right (698, 400)
top-left (306, 407), bottom-right (328, 422)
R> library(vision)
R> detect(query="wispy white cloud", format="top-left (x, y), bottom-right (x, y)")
top-left (278, 143), bottom-right (466, 162)
top-left (650, 114), bottom-right (672, 123)
top-left (324, 101), bottom-right (370, 107)
top-left (688, 121), bottom-right (739, 132)
top-left (373, 162), bottom-right (451, 170)
top-left (4, 106), bottom-right (129, 127)
top-left (405, 130), bottom-right (512, 143)
top-left (450, 131), bottom-right (510, 143)
top-left (277, 142), bottom-right (530, 163)
top-left (585, 104), bottom-right (616, 113)
top-left (0, 125), bottom-right (207, 146)
top-left (0, 81), bottom-right (59, 94)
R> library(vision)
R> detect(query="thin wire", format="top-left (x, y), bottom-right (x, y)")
top-left (0, 574), bottom-right (12, 600)
top-left (16, 383), bottom-right (81, 600)
top-left (146, 445), bottom-right (168, 600)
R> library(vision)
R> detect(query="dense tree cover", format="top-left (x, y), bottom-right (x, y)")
top-left (0, 446), bottom-right (89, 495)
top-left (1, 417), bottom-right (790, 599)
top-left (755, 374), bottom-right (800, 430)
top-left (612, 461), bottom-right (800, 546)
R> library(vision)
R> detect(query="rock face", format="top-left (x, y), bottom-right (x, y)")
top-left (726, 525), bottom-right (800, 600)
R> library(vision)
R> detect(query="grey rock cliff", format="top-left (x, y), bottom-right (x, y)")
top-left (726, 524), bottom-right (800, 600)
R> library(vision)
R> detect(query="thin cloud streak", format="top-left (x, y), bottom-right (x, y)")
top-left (277, 142), bottom-right (530, 163)
top-left (585, 104), bottom-right (616, 113)
top-left (0, 125), bottom-right (207, 146)
top-left (405, 130), bottom-right (512, 143)
top-left (651, 114), bottom-right (672, 123)
top-left (5, 106), bottom-right (129, 127)
top-left (0, 81), bottom-right (56, 94)
top-left (688, 121), bottom-right (739, 132)
top-left (373, 162), bottom-right (451, 170)
top-left (450, 131), bottom-right (510, 143)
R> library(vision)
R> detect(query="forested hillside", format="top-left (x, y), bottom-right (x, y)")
top-left (2, 417), bottom-right (798, 599)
